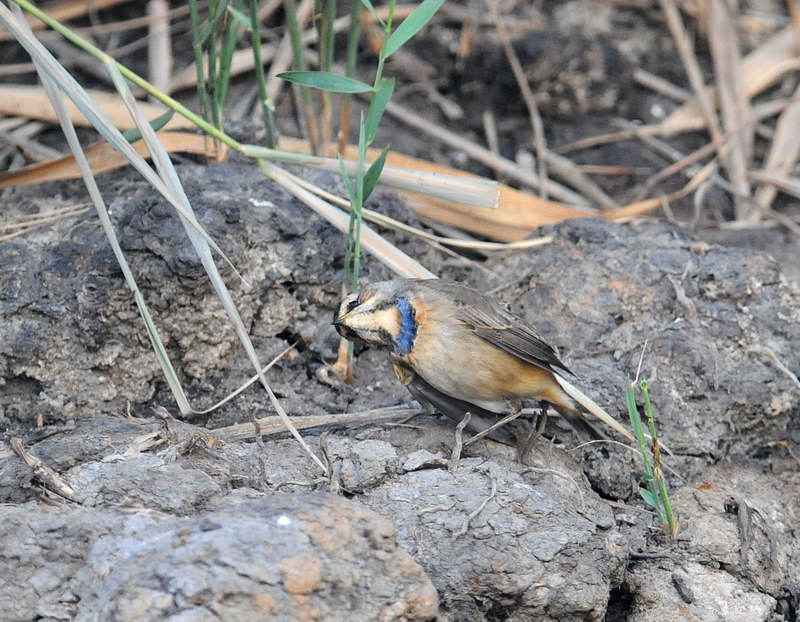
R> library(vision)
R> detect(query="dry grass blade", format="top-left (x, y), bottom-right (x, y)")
top-left (632, 124), bottom-right (727, 201)
top-left (106, 63), bottom-right (327, 473)
top-left (381, 99), bottom-right (590, 206)
top-left (0, 61), bottom-right (35, 76)
top-left (265, 163), bottom-right (436, 279)
top-left (658, 0), bottom-right (722, 143)
top-left (708, 0), bottom-right (754, 221)
top-left (10, 438), bottom-right (76, 501)
top-left (285, 171), bottom-right (553, 251)
top-left (749, 169), bottom-right (800, 202)
top-left (0, 84), bottom-right (195, 131)
top-left (657, 26), bottom-right (800, 136)
top-left (0, 0), bottom-right (130, 41)
top-left (0, 125), bottom-right (62, 161)
top-left (754, 81), bottom-right (800, 210)
top-left (0, 203), bottom-right (89, 242)
top-left (633, 68), bottom-right (691, 102)
top-left (267, 137), bottom-right (603, 241)
top-left (304, 156), bottom-right (500, 209)
top-left (543, 150), bottom-right (621, 211)
top-left (0, 131), bottom-right (215, 189)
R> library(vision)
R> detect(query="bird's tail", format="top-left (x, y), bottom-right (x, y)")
top-left (554, 375), bottom-right (637, 444)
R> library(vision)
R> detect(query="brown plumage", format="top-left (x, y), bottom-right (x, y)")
top-left (333, 278), bottom-right (635, 444)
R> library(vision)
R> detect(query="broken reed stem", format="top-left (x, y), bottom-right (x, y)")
top-left (210, 406), bottom-right (423, 442)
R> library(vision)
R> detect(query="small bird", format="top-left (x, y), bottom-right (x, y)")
top-left (332, 278), bottom-right (635, 445)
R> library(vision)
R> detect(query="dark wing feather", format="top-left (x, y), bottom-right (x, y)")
top-left (392, 358), bottom-right (516, 446)
top-left (415, 279), bottom-right (573, 376)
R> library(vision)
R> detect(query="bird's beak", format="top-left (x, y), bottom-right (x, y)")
top-left (332, 308), bottom-right (351, 326)
top-left (332, 311), bottom-right (354, 339)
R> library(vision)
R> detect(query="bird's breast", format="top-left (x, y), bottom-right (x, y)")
top-left (400, 305), bottom-right (555, 412)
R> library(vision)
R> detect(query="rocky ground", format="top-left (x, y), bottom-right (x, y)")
top-left (1, 161), bottom-right (798, 620)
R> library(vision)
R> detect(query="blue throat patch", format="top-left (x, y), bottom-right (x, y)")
top-left (394, 298), bottom-right (417, 355)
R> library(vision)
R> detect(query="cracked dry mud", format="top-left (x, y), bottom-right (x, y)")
top-left (1, 162), bottom-right (799, 621)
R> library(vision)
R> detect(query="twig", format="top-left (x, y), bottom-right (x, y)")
top-left (0, 127), bottom-right (62, 161)
top-left (481, 109), bottom-right (500, 174)
top-left (708, 0), bottom-right (754, 221)
top-left (747, 345), bottom-right (800, 388)
top-left (449, 412), bottom-right (471, 470)
top-left (658, 0), bottom-right (723, 144)
top-left (487, 0), bottom-right (548, 199)
top-left (754, 81), bottom-right (800, 210)
top-left (668, 274), bottom-right (697, 319)
top-left (10, 438), bottom-right (77, 502)
top-left (544, 150), bottom-right (621, 210)
top-left (633, 68), bottom-right (691, 102)
top-left (463, 408), bottom-right (525, 449)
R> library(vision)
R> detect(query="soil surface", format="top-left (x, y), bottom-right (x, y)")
top-left (2, 1), bottom-right (800, 621)
top-left (1, 161), bottom-right (799, 621)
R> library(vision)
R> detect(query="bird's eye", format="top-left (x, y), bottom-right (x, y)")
top-left (346, 299), bottom-right (359, 311)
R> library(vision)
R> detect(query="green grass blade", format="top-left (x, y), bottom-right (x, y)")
top-left (338, 153), bottom-right (357, 287)
top-left (639, 488), bottom-right (657, 508)
top-left (188, 0), bottom-right (210, 123)
top-left (199, 0), bottom-right (231, 44)
top-left (363, 144), bottom-right (389, 201)
top-left (641, 380), bottom-right (678, 535)
top-left (338, 153), bottom-right (356, 203)
top-left (365, 77), bottom-right (394, 144)
top-left (216, 0), bottom-right (243, 106)
top-left (248, 0), bottom-right (277, 147)
top-left (358, 0), bottom-right (385, 27)
top-left (13, 10), bottom-right (195, 416)
top-left (0, 10), bottom-right (243, 281)
top-left (625, 384), bottom-right (654, 478)
top-left (320, 0), bottom-right (336, 72)
top-left (121, 109), bottom-right (174, 143)
top-left (278, 70), bottom-right (373, 93)
top-left (383, 0), bottom-right (444, 58)
top-left (264, 164), bottom-right (436, 279)
top-left (227, 4), bottom-right (251, 28)
top-left (106, 62), bottom-right (327, 472)
top-left (283, 0), bottom-right (314, 112)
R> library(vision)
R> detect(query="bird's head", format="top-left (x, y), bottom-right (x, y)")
top-left (332, 280), bottom-right (418, 354)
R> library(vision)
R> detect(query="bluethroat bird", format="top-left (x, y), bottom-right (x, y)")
top-left (333, 279), bottom-right (636, 444)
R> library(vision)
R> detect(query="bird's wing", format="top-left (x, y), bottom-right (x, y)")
top-left (392, 359), bottom-right (516, 446)
top-left (417, 279), bottom-right (573, 376)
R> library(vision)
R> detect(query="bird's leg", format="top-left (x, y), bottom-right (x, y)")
top-left (518, 401), bottom-right (550, 462)
top-left (464, 402), bottom-right (525, 449)
top-left (448, 411), bottom-right (472, 470)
